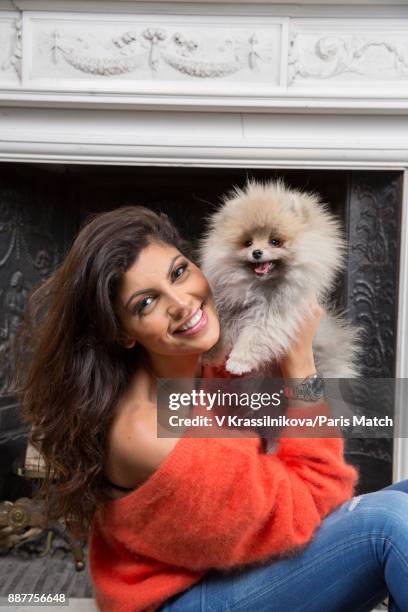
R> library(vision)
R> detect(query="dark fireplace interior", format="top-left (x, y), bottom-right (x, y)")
top-left (0, 162), bottom-right (402, 596)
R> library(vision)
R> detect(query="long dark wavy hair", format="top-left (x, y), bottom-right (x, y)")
top-left (13, 206), bottom-right (189, 538)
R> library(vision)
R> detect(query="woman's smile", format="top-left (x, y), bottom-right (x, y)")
top-left (173, 304), bottom-right (208, 336)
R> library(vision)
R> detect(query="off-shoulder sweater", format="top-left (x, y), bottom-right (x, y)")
top-left (88, 370), bottom-right (358, 612)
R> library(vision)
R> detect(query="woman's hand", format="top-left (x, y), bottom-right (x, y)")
top-left (280, 295), bottom-right (324, 381)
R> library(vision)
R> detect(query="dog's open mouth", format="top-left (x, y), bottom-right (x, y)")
top-left (253, 261), bottom-right (274, 276)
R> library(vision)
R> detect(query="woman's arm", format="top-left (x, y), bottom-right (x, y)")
top-left (280, 295), bottom-right (325, 407)
top-left (100, 426), bottom-right (357, 572)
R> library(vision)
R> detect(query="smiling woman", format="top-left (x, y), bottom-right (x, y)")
top-left (11, 204), bottom-right (408, 612)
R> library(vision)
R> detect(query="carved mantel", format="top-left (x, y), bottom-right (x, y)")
top-left (0, 1), bottom-right (408, 112)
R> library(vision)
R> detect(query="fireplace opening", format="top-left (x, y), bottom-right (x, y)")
top-left (0, 162), bottom-right (402, 505)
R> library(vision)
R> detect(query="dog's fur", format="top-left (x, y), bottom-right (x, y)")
top-left (199, 180), bottom-right (361, 378)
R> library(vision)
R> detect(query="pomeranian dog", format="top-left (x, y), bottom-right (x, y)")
top-left (199, 180), bottom-right (361, 378)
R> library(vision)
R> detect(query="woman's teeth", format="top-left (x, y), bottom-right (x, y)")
top-left (178, 309), bottom-right (203, 331)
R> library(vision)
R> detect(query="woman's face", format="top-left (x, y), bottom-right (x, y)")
top-left (115, 242), bottom-right (220, 357)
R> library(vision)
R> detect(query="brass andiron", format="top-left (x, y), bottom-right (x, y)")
top-left (0, 442), bottom-right (85, 571)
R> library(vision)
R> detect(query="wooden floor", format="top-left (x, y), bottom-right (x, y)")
top-left (0, 600), bottom-right (97, 611)
top-left (0, 538), bottom-right (94, 602)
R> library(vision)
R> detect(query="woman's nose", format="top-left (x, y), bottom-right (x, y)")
top-left (166, 291), bottom-right (190, 319)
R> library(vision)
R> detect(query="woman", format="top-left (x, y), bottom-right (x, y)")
top-left (14, 206), bottom-right (408, 612)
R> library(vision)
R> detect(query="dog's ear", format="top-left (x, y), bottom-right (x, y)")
top-left (223, 184), bottom-right (246, 207)
top-left (287, 193), bottom-right (310, 221)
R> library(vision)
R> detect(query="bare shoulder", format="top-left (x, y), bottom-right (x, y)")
top-left (107, 405), bottom-right (179, 488)
top-left (104, 371), bottom-right (179, 490)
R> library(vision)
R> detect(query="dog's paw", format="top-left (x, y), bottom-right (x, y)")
top-left (226, 355), bottom-right (255, 375)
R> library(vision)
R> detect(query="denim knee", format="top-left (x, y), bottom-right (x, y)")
top-left (349, 490), bottom-right (408, 536)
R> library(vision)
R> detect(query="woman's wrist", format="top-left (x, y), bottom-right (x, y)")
top-left (280, 350), bottom-right (316, 380)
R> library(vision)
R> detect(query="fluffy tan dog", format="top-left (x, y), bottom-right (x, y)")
top-left (199, 180), bottom-right (361, 377)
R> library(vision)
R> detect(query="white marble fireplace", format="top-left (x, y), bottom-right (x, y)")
top-left (0, 0), bottom-right (407, 482)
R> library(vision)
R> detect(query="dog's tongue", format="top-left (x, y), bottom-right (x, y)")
top-left (254, 262), bottom-right (270, 275)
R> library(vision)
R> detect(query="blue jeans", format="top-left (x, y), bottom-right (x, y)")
top-left (161, 479), bottom-right (408, 612)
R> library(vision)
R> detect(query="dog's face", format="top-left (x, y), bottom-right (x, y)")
top-left (217, 189), bottom-right (305, 283)
top-left (200, 181), bottom-right (346, 300)
top-left (235, 225), bottom-right (289, 280)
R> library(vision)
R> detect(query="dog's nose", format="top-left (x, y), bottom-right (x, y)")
top-left (252, 249), bottom-right (263, 260)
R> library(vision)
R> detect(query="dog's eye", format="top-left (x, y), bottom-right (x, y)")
top-left (269, 238), bottom-right (281, 247)
top-left (244, 239), bottom-right (253, 247)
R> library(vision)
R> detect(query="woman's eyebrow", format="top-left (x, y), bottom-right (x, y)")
top-left (124, 254), bottom-right (183, 310)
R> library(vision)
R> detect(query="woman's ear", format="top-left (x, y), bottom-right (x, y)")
top-left (124, 338), bottom-right (137, 349)
top-left (120, 333), bottom-right (137, 349)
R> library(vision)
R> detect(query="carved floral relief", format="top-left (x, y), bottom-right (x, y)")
top-left (28, 18), bottom-right (280, 84)
top-left (0, 194), bottom-right (60, 396)
top-left (348, 177), bottom-right (400, 379)
top-left (0, 15), bottom-right (21, 83)
top-left (289, 25), bottom-right (408, 85)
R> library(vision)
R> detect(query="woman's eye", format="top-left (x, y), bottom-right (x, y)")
top-left (172, 264), bottom-right (187, 280)
top-left (269, 238), bottom-right (281, 247)
top-left (244, 239), bottom-right (253, 248)
top-left (135, 295), bottom-right (155, 314)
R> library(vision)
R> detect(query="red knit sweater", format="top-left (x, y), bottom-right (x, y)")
top-left (88, 374), bottom-right (358, 612)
